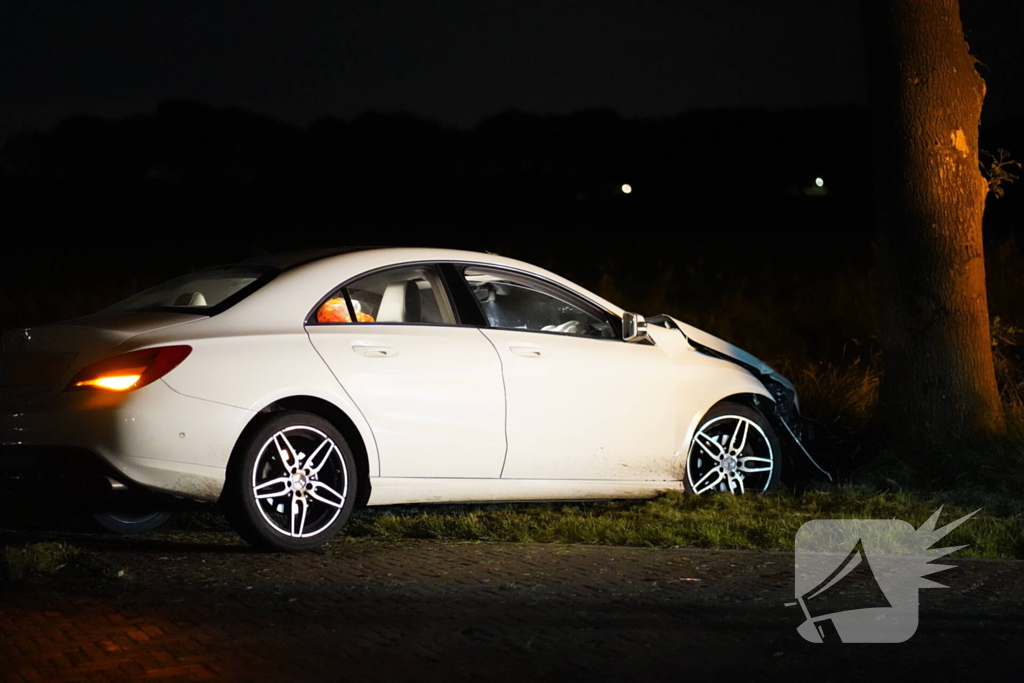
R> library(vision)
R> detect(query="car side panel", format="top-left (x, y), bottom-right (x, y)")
top-left (484, 329), bottom-right (678, 481)
top-left (306, 325), bottom-right (507, 478)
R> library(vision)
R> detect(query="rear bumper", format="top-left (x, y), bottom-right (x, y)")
top-left (0, 380), bottom-right (255, 501)
top-left (0, 444), bottom-right (121, 480)
top-left (0, 444), bottom-right (142, 505)
top-left (0, 444), bottom-right (214, 513)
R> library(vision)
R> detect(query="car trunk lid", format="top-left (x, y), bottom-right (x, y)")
top-left (0, 312), bottom-right (205, 405)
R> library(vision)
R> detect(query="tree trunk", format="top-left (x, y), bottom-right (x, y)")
top-left (862, 0), bottom-right (1003, 441)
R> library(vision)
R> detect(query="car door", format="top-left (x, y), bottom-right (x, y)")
top-left (306, 264), bottom-right (507, 478)
top-left (457, 265), bottom-right (678, 481)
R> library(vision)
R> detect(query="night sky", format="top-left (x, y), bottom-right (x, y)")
top-left (0, 0), bottom-right (976, 145)
top-left (0, 1), bottom-right (1022, 341)
top-left (5, 1), bottom-right (1022, 145)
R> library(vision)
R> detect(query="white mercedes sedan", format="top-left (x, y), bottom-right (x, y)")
top-left (0, 248), bottom-right (821, 551)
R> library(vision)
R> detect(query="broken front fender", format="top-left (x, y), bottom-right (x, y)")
top-left (648, 314), bottom-right (831, 482)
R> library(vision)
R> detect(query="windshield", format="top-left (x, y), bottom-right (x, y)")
top-left (106, 266), bottom-right (276, 314)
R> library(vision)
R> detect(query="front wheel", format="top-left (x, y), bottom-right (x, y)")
top-left (685, 401), bottom-right (781, 495)
top-left (223, 411), bottom-right (358, 552)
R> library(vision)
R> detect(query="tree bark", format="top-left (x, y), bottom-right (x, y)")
top-left (862, 0), bottom-right (1003, 440)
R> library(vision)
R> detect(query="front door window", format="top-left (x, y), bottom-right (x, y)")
top-left (462, 267), bottom-right (615, 339)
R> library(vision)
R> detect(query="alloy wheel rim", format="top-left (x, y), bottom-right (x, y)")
top-left (251, 425), bottom-right (348, 538)
top-left (686, 415), bottom-right (774, 495)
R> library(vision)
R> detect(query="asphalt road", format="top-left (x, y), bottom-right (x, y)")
top-left (1, 527), bottom-right (1020, 682)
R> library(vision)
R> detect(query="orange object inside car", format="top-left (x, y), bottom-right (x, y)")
top-left (317, 298), bottom-right (375, 323)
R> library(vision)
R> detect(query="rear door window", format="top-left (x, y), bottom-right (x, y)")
top-left (314, 265), bottom-right (457, 325)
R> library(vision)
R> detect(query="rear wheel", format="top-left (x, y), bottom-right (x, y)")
top-left (685, 401), bottom-right (781, 495)
top-left (224, 411), bottom-right (357, 552)
top-left (90, 510), bottom-right (172, 534)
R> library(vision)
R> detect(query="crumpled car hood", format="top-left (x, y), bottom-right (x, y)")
top-left (662, 315), bottom-right (800, 414)
top-left (665, 317), bottom-right (775, 375)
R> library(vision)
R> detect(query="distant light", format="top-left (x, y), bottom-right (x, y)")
top-left (621, 183), bottom-right (632, 194)
top-left (814, 177), bottom-right (825, 188)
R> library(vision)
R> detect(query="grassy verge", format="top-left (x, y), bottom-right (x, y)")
top-left (1, 542), bottom-right (81, 580)
top-left (343, 489), bottom-right (1024, 559)
top-left (0, 540), bottom-right (133, 582)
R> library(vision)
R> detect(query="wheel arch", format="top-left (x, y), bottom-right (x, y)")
top-left (689, 391), bottom-right (775, 438)
top-left (678, 384), bottom-right (774, 466)
top-left (226, 395), bottom-right (374, 508)
top-left (711, 392), bottom-right (765, 412)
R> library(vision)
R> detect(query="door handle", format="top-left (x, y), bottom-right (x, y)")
top-left (352, 344), bottom-right (398, 358)
top-left (509, 345), bottom-right (549, 358)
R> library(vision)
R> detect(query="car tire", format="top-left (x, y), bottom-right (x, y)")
top-left (90, 510), bottom-right (173, 534)
top-left (224, 411), bottom-right (358, 552)
top-left (685, 401), bottom-right (782, 495)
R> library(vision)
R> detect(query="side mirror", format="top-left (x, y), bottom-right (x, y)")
top-left (622, 312), bottom-right (649, 343)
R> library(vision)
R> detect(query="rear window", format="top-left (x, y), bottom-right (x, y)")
top-left (106, 266), bottom-right (276, 314)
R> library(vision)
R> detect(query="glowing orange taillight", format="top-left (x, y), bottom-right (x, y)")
top-left (75, 374), bottom-right (145, 391)
top-left (68, 346), bottom-right (192, 393)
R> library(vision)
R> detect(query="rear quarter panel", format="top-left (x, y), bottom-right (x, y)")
top-left (128, 321), bottom-right (381, 477)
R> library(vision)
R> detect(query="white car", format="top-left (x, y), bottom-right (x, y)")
top-left (0, 248), bottom-right (823, 551)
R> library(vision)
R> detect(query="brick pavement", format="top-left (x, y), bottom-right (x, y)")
top-left (1, 531), bottom-right (1021, 682)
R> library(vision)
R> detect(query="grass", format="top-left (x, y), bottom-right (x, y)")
top-left (2, 542), bottom-right (81, 580)
top-left (343, 489), bottom-right (1024, 559)
top-left (0, 540), bottom-right (134, 582)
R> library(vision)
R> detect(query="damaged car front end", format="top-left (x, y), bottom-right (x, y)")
top-left (647, 315), bottom-right (832, 484)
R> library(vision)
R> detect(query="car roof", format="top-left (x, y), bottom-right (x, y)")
top-left (219, 247), bottom-right (626, 328)
top-left (238, 247), bottom-right (380, 270)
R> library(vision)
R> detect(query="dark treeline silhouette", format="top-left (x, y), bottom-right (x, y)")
top-left (0, 102), bottom-right (876, 266)
top-left (0, 102), bottom-right (1021, 333)
top-left (1, 102), bottom-right (869, 191)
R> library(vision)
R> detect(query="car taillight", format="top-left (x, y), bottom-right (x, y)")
top-left (68, 346), bottom-right (192, 392)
